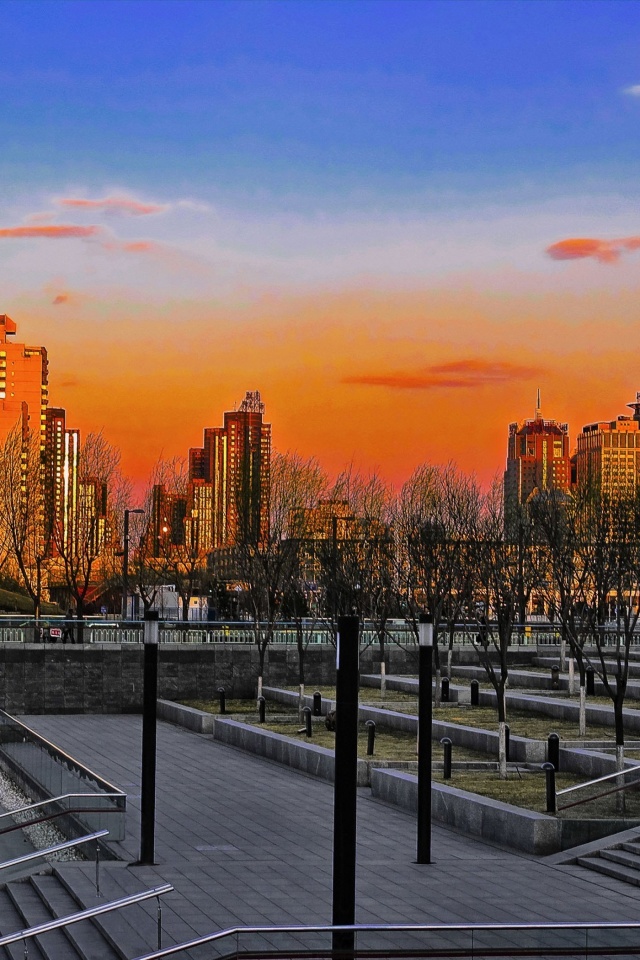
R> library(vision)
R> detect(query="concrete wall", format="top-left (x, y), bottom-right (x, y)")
top-left (0, 642), bottom-right (416, 714)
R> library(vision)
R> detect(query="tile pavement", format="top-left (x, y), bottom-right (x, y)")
top-left (17, 714), bottom-right (640, 955)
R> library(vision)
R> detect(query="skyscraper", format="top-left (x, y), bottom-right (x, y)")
top-left (43, 407), bottom-right (80, 556)
top-left (575, 393), bottom-right (640, 494)
top-left (0, 314), bottom-right (48, 446)
top-left (504, 392), bottom-right (571, 519)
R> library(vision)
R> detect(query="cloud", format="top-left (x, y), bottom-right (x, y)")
top-left (52, 294), bottom-right (69, 305)
top-left (546, 236), bottom-right (640, 263)
top-left (344, 358), bottom-right (539, 390)
top-left (56, 196), bottom-right (166, 216)
top-left (0, 224), bottom-right (100, 239)
top-left (58, 377), bottom-right (79, 388)
top-left (623, 85), bottom-right (640, 97)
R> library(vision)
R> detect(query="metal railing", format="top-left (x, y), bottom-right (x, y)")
top-left (555, 763), bottom-right (640, 814)
top-left (131, 920), bottom-right (640, 960)
top-left (0, 792), bottom-right (125, 837)
top-left (0, 882), bottom-right (173, 952)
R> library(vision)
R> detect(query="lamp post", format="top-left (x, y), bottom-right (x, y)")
top-left (417, 612), bottom-right (434, 864)
top-left (139, 611), bottom-right (159, 865)
top-left (122, 508), bottom-right (144, 621)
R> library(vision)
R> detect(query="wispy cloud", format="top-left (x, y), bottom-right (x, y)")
top-left (0, 224), bottom-right (100, 239)
top-left (546, 236), bottom-right (640, 263)
top-left (56, 195), bottom-right (166, 216)
top-left (52, 293), bottom-right (69, 305)
top-left (622, 84), bottom-right (640, 97)
top-left (344, 359), bottom-right (539, 390)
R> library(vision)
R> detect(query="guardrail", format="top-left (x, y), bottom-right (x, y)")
top-left (132, 920), bottom-right (640, 960)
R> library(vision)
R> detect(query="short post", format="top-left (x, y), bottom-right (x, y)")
top-left (417, 613), bottom-right (434, 864)
top-left (332, 615), bottom-right (360, 955)
top-left (441, 677), bottom-right (450, 703)
top-left (470, 679), bottom-right (479, 706)
top-left (548, 732), bottom-right (560, 771)
top-left (218, 687), bottom-right (226, 714)
top-left (313, 690), bottom-right (322, 716)
top-left (257, 696), bottom-right (266, 723)
top-left (551, 665), bottom-right (560, 690)
top-left (139, 611), bottom-right (159, 865)
top-left (441, 737), bottom-right (452, 779)
top-left (586, 667), bottom-right (595, 696)
top-left (303, 706), bottom-right (312, 737)
top-left (505, 723), bottom-right (510, 763)
top-left (366, 720), bottom-right (376, 756)
top-left (543, 762), bottom-right (556, 814)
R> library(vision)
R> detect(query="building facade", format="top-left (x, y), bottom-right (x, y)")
top-left (575, 393), bottom-right (640, 494)
top-left (0, 314), bottom-right (48, 446)
top-left (504, 394), bottom-right (572, 519)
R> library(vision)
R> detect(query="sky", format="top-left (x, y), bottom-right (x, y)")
top-left (2, 0), bottom-right (640, 492)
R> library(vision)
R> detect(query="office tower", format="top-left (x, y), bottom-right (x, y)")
top-left (575, 393), bottom-right (640, 494)
top-left (504, 392), bottom-right (571, 518)
top-left (188, 390), bottom-right (271, 551)
top-left (44, 407), bottom-right (80, 555)
top-left (0, 314), bottom-right (48, 446)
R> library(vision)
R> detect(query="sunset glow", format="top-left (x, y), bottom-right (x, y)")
top-left (1, 0), bottom-right (639, 495)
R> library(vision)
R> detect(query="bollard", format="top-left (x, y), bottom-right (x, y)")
top-left (470, 679), bottom-right (479, 706)
top-left (303, 706), bottom-right (312, 737)
top-left (505, 723), bottom-right (510, 762)
top-left (548, 732), bottom-right (560, 771)
top-left (586, 667), bottom-right (595, 696)
top-left (551, 665), bottom-right (560, 690)
top-left (313, 691), bottom-right (322, 716)
top-left (218, 687), bottom-right (226, 715)
top-left (441, 737), bottom-right (452, 779)
top-left (258, 696), bottom-right (266, 723)
top-left (542, 762), bottom-right (556, 813)
top-left (366, 720), bottom-right (376, 756)
top-left (441, 677), bottom-right (450, 702)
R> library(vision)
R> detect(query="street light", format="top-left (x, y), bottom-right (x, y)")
top-left (139, 611), bottom-right (159, 865)
top-left (417, 612), bottom-right (434, 864)
top-left (122, 508), bottom-right (144, 621)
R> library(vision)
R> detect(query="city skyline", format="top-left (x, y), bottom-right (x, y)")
top-left (1, 1), bottom-right (640, 488)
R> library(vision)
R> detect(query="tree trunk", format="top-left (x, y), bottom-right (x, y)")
top-left (298, 683), bottom-right (305, 720)
top-left (380, 660), bottom-right (386, 699)
top-left (559, 635), bottom-right (566, 672)
top-left (579, 684), bottom-right (586, 736)
top-left (568, 657), bottom-right (575, 696)
top-left (434, 667), bottom-right (441, 708)
top-left (498, 721), bottom-right (508, 780)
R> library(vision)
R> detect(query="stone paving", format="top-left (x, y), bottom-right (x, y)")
top-left (18, 714), bottom-right (640, 956)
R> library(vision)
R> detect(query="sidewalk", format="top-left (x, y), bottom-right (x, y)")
top-left (20, 714), bottom-right (640, 951)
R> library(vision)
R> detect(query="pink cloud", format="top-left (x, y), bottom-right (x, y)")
top-left (344, 359), bottom-right (539, 390)
top-left (57, 196), bottom-right (166, 216)
top-left (546, 236), bottom-right (640, 263)
top-left (0, 224), bottom-right (100, 239)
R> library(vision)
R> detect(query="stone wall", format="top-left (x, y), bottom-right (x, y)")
top-left (0, 642), bottom-right (415, 714)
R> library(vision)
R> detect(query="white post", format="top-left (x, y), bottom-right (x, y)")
top-left (568, 657), bottom-right (575, 696)
top-left (380, 660), bottom-right (386, 699)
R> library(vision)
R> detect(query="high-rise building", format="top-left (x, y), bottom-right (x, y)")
top-left (504, 392), bottom-right (572, 519)
top-left (575, 393), bottom-right (640, 494)
top-left (0, 314), bottom-right (48, 447)
top-left (187, 390), bottom-right (271, 551)
top-left (43, 407), bottom-right (80, 555)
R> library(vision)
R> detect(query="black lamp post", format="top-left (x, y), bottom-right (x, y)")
top-left (122, 508), bottom-right (144, 621)
top-left (139, 611), bottom-right (159, 865)
top-left (417, 612), bottom-right (434, 864)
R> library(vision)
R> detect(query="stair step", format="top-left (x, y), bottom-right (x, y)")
top-left (620, 841), bottom-right (640, 854)
top-left (600, 848), bottom-right (640, 870)
top-left (6, 878), bottom-right (72, 960)
top-left (0, 886), bottom-right (48, 960)
top-left (577, 856), bottom-right (640, 886)
top-left (32, 874), bottom-right (121, 960)
top-left (53, 865), bottom-right (160, 960)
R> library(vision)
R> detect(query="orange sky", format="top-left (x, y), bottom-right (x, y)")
top-left (10, 269), bottom-right (640, 497)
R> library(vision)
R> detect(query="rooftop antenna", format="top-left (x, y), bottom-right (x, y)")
top-left (627, 391), bottom-right (640, 423)
top-left (535, 388), bottom-right (541, 420)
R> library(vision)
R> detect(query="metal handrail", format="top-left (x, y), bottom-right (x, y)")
top-left (0, 882), bottom-right (173, 949)
top-left (0, 828), bottom-right (109, 874)
top-left (132, 920), bottom-right (640, 960)
top-left (0, 792), bottom-right (125, 825)
top-left (556, 762), bottom-right (640, 797)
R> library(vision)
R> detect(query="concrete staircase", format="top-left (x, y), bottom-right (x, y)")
top-left (0, 863), bottom-right (163, 960)
top-left (577, 837), bottom-right (640, 887)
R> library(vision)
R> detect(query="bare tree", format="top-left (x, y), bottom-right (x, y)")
top-left (52, 431), bottom-right (130, 633)
top-left (0, 420), bottom-right (47, 620)
top-left (234, 451), bottom-right (327, 698)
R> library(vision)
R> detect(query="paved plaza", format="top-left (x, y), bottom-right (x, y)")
top-left (18, 714), bottom-right (640, 955)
